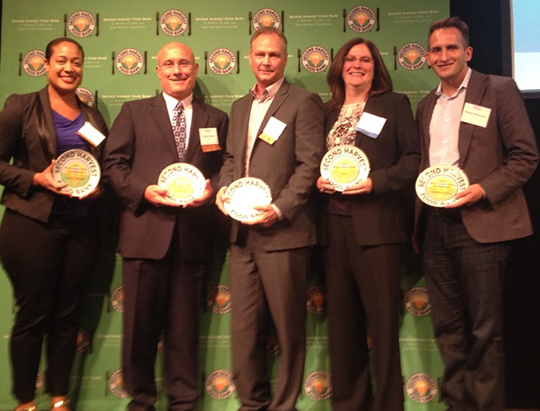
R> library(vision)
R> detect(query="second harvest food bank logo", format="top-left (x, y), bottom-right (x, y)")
top-left (68, 11), bottom-right (96, 37)
top-left (116, 48), bottom-right (144, 75)
top-left (23, 50), bottom-right (46, 76)
top-left (160, 10), bottom-right (188, 36)
top-left (208, 48), bottom-right (236, 75)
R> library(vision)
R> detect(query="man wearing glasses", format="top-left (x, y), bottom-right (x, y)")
top-left (103, 42), bottom-right (228, 411)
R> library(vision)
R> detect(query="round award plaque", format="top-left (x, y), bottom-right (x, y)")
top-left (52, 149), bottom-right (100, 197)
top-left (158, 163), bottom-right (206, 205)
top-left (320, 145), bottom-right (370, 191)
top-left (415, 165), bottom-right (469, 207)
top-left (224, 177), bottom-right (272, 222)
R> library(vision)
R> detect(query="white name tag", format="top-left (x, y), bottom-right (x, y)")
top-left (77, 122), bottom-right (106, 147)
top-left (461, 103), bottom-right (491, 128)
top-left (355, 112), bottom-right (387, 139)
top-left (199, 127), bottom-right (221, 152)
top-left (259, 117), bottom-right (287, 145)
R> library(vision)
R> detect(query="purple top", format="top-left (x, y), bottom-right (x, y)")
top-left (51, 110), bottom-right (91, 217)
top-left (53, 111), bottom-right (89, 155)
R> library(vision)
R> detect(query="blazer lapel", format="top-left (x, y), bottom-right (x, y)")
top-left (355, 97), bottom-right (380, 147)
top-left (235, 94), bottom-right (254, 173)
top-left (79, 101), bottom-right (105, 158)
top-left (458, 70), bottom-right (487, 167)
top-left (184, 100), bottom-right (209, 162)
top-left (152, 94), bottom-right (180, 161)
top-left (256, 80), bottom-right (290, 139)
top-left (37, 88), bottom-right (57, 160)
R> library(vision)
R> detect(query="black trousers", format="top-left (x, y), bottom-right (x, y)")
top-left (0, 209), bottom-right (98, 402)
top-left (324, 213), bottom-right (404, 411)
top-left (122, 226), bottom-right (204, 411)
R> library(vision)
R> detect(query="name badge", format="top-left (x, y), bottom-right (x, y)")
top-left (259, 117), bottom-right (287, 145)
top-left (355, 112), bottom-right (387, 139)
top-left (78, 122), bottom-right (106, 147)
top-left (461, 103), bottom-right (491, 128)
top-left (199, 127), bottom-right (221, 152)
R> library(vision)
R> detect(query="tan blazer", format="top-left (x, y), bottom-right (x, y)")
top-left (415, 70), bottom-right (538, 243)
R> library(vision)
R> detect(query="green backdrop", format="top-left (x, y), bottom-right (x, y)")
top-left (0, 0), bottom-right (448, 410)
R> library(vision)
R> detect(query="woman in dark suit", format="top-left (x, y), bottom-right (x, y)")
top-left (316, 38), bottom-right (420, 411)
top-left (0, 38), bottom-right (108, 411)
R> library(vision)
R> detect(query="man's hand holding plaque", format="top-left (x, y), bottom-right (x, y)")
top-left (415, 165), bottom-right (470, 207)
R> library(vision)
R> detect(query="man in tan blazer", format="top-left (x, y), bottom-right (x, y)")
top-left (415, 17), bottom-right (538, 411)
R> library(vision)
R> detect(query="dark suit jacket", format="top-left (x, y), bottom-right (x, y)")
top-left (0, 87), bottom-right (108, 223)
top-left (103, 94), bottom-right (228, 261)
top-left (416, 70), bottom-right (538, 243)
top-left (323, 92), bottom-right (420, 246)
top-left (218, 79), bottom-right (325, 251)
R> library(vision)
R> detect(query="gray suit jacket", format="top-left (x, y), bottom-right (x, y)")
top-left (0, 87), bottom-right (108, 223)
top-left (219, 79), bottom-right (325, 251)
top-left (103, 94), bottom-right (228, 261)
top-left (415, 70), bottom-right (538, 243)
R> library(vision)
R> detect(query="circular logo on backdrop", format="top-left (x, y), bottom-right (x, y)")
top-left (208, 48), bottom-right (236, 75)
top-left (302, 46), bottom-right (330, 73)
top-left (111, 285), bottom-right (124, 313)
top-left (68, 11), bottom-right (96, 37)
top-left (206, 370), bottom-right (236, 399)
top-left (116, 48), bottom-right (144, 75)
top-left (404, 287), bottom-right (431, 316)
top-left (253, 8), bottom-right (281, 30)
top-left (306, 286), bottom-right (327, 315)
top-left (304, 371), bottom-right (332, 401)
top-left (406, 373), bottom-right (438, 403)
top-left (109, 369), bottom-right (128, 398)
top-left (160, 10), bottom-right (188, 36)
top-left (347, 6), bottom-right (376, 32)
top-left (23, 50), bottom-right (46, 76)
top-left (207, 285), bottom-right (232, 314)
top-left (398, 43), bottom-right (427, 70)
top-left (75, 328), bottom-right (90, 354)
top-left (76, 88), bottom-right (95, 107)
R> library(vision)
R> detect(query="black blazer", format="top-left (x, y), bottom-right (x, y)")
top-left (0, 87), bottom-right (108, 223)
top-left (323, 92), bottom-right (420, 246)
top-left (103, 94), bottom-right (228, 261)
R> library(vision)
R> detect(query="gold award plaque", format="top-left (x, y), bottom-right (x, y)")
top-left (320, 145), bottom-right (370, 191)
top-left (52, 149), bottom-right (100, 197)
top-left (415, 165), bottom-right (469, 207)
top-left (158, 163), bottom-right (206, 205)
top-left (224, 177), bottom-right (272, 222)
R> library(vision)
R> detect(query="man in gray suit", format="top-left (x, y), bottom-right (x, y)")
top-left (415, 17), bottom-right (538, 411)
top-left (103, 42), bottom-right (228, 411)
top-left (215, 27), bottom-right (325, 411)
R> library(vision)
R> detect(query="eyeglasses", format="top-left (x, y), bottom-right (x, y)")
top-left (343, 56), bottom-right (373, 65)
top-left (160, 60), bottom-right (193, 70)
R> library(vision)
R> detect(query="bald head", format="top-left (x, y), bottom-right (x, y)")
top-left (156, 42), bottom-right (199, 100)
top-left (157, 42), bottom-right (195, 65)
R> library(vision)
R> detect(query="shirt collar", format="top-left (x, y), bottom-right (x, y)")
top-left (250, 77), bottom-right (284, 102)
top-left (162, 92), bottom-right (193, 112)
top-left (436, 67), bottom-right (472, 99)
